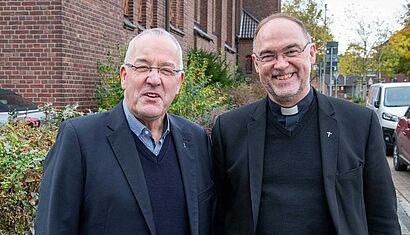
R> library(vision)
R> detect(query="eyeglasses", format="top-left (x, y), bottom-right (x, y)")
top-left (254, 42), bottom-right (311, 64)
top-left (125, 63), bottom-right (183, 77)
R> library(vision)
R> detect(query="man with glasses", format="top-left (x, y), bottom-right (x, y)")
top-left (212, 13), bottom-right (400, 234)
top-left (36, 28), bottom-right (214, 235)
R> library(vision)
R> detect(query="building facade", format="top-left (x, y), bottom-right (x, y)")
top-left (0, 0), bottom-right (280, 109)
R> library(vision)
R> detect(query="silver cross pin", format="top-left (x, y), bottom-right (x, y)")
top-left (327, 131), bottom-right (332, 137)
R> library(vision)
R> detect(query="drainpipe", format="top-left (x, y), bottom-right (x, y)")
top-left (165, 0), bottom-right (170, 31)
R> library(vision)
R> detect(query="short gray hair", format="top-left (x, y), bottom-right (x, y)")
top-left (124, 28), bottom-right (184, 69)
top-left (252, 13), bottom-right (312, 54)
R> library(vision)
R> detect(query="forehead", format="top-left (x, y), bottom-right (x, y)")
top-left (255, 18), bottom-right (306, 51)
top-left (130, 35), bottom-right (179, 64)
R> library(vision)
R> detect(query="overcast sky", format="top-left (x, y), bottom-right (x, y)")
top-left (324, 0), bottom-right (408, 53)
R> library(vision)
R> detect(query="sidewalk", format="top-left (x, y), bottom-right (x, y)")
top-left (397, 190), bottom-right (410, 234)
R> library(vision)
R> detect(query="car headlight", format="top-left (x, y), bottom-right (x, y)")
top-left (382, 112), bottom-right (399, 122)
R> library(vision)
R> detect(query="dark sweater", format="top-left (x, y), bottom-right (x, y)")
top-left (134, 134), bottom-right (190, 235)
top-left (256, 99), bottom-right (336, 234)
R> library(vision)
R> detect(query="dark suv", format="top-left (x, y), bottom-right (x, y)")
top-left (393, 106), bottom-right (410, 171)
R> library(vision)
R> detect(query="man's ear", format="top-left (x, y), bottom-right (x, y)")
top-left (120, 65), bottom-right (127, 90)
top-left (251, 54), bottom-right (260, 73)
top-left (309, 43), bottom-right (317, 65)
top-left (175, 71), bottom-right (184, 95)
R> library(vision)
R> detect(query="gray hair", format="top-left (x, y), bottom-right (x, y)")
top-left (124, 28), bottom-right (184, 69)
top-left (252, 13), bottom-right (312, 54)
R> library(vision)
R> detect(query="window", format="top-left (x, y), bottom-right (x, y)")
top-left (137, 0), bottom-right (146, 27)
top-left (194, 0), bottom-right (207, 31)
top-left (123, 0), bottom-right (136, 30)
top-left (170, 0), bottom-right (184, 30)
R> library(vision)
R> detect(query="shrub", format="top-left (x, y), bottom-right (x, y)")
top-left (186, 49), bottom-right (233, 87)
top-left (223, 80), bottom-right (266, 108)
top-left (169, 49), bottom-right (231, 129)
top-left (347, 96), bottom-right (366, 105)
top-left (0, 103), bottom-right (90, 234)
top-left (96, 44), bottom-right (126, 110)
top-left (0, 122), bottom-right (58, 234)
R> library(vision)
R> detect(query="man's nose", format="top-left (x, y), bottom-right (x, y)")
top-left (273, 54), bottom-right (289, 68)
top-left (146, 68), bottom-right (161, 85)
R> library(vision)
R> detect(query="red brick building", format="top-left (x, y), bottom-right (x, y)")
top-left (0, 0), bottom-right (280, 109)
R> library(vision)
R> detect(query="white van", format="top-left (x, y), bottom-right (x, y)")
top-left (367, 82), bottom-right (410, 154)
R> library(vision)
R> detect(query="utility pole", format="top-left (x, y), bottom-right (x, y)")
top-left (326, 42), bottom-right (338, 97)
top-left (321, 4), bottom-right (327, 94)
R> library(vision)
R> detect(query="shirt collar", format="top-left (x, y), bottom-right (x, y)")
top-left (268, 88), bottom-right (314, 117)
top-left (122, 100), bottom-right (170, 137)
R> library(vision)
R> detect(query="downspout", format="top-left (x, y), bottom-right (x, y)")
top-left (165, 0), bottom-right (170, 31)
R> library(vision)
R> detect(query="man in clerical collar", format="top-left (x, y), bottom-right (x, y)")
top-left (212, 13), bottom-right (400, 235)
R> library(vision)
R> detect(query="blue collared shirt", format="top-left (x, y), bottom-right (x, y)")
top-left (123, 100), bottom-right (171, 156)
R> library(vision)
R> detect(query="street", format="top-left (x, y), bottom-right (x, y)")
top-left (386, 156), bottom-right (410, 234)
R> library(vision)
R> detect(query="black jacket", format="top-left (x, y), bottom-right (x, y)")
top-left (212, 90), bottom-right (400, 235)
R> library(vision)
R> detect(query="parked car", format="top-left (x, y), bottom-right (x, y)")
top-left (367, 82), bottom-right (410, 155)
top-left (0, 89), bottom-right (45, 127)
top-left (393, 106), bottom-right (410, 171)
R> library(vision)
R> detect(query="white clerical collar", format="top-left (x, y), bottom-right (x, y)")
top-left (280, 105), bottom-right (298, 116)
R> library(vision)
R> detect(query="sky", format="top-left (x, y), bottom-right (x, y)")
top-left (322, 0), bottom-right (409, 53)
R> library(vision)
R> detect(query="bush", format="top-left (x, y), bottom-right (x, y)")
top-left (0, 103), bottom-right (90, 234)
top-left (169, 49), bottom-right (233, 130)
top-left (186, 49), bottom-right (233, 86)
top-left (0, 123), bottom-right (58, 234)
top-left (347, 96), bottom-right (366, 105)
top-left (96, 44), bottom-right (126, 110)
top-left (223, 80), bottom-right (266, 108)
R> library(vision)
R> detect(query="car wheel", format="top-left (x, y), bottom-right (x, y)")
top-left (386, 144), bottom-right (394, 156)
top-left (393, 143), bottom-right (407, 171)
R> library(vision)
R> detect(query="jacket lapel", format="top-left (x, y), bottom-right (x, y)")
top-left (106, 103), bottom-right (157, 235)
top-left (247, 98), bottom-right (267, 233)
top-left (169, 115), bottom-right (198, 235)
top-left (316, 92), bottom-right (340, 233)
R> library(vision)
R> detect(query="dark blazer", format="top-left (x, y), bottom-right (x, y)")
top-left (212, 90), bottom-right (400, 235)
top-left (35, 102), bottom-right (214, 235)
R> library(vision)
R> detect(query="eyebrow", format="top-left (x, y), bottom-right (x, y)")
top-left (258, 43), bottom-right (301, 56)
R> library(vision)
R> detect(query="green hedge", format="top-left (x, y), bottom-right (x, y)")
top-left (0, 122), bottom-right (58, 234)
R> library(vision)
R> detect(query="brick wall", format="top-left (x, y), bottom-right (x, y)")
top-left (238, 39), bottom-right (259, 80)
top-left (243, 0), bottom-right (281, 20)
top-left (1, 0), bottom-right (278, 109)
top-left (0, 1), bottom-right (64, 105)
top-left (60, 0), bottom-right (133, 108)
top-left (0, 0), bottom-right (138, 109)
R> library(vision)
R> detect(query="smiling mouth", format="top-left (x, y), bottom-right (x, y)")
top-left (275, 73), bottom-right (294, 80)
top-left (144, 93), bottom-right (160, 98)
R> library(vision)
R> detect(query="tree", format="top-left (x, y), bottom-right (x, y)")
top-left (336, 5), bottom-right (393, 97)
top-left (282, 0), bottom-right (334, 63)
top-left (338, 44), bottom-right (364, 75)
top-left (381, 25), bottom-right (410, 76)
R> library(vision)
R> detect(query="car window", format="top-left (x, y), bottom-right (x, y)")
top-left (375, 87), bottom-right (381, 105)
top-left (384, 86), bottom-right (410, 107)
top-left (0, 93), bottom-right (37, 112)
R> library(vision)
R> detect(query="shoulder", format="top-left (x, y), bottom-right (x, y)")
top-left (168, 114), bottom-right (207, 134)
top-left (318, 93), bottom-right (373, 118)
top-left (217, 98), bottom-right (266, 122)
top-left (63, 110), bottom-right (110, 130)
